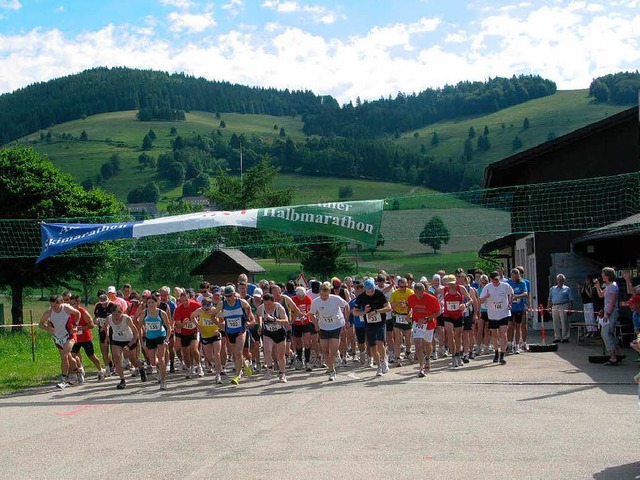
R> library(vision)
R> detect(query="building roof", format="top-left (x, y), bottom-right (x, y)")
top-left (483, 106), bottom-right (639, 188)
top-left (572, 212), bottom-right (640, 245)
top-left (189, 248), bottom-right (266, 276)
top-left (478, 233), bottom-right (526, 256)
top-left (126, 203), bottom-right (159, 215)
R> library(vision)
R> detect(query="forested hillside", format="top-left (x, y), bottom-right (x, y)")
top-left (589, 71), bottom-right (640, 104)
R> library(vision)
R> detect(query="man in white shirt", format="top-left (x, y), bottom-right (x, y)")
top-left (479, 271), bottom-right (514, 365)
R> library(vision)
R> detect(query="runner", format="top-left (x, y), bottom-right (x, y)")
top-left (245, 288), bottom-right (263, 373)
top-left (271, 284), bottom-right (301, 368)
top-left (375, 274), bottom-right (395, 362)
top-left (192, 294), bottom-right (224, 384)
top-left (352, 278), bottom-right (391, 377)
top-left (39, 295), bottom-right (82, 389)
top-left (516, 265), bottom-right (532, 348)
top-left (407, 282), bottom-right (440, 377)
top-left (429, 274), bottom-right (446, 360)
top-left (142, 294), bottom-right (172, 390)
top-left (107, 304), bottom-right (144, 389)
top-left (69, 295), bottom-right (105, 382)
top-left (442, 274), bottom-right (470, 368)
top-left (94, 291), bottom-right (117, 375)
top-left (507, 268), bottom-right (529, 354)
top-left (291, 286), bottom-right (313, 371)
top-left (349, 282), bottom-right (369, 366)
top-left (479, 271), bottom-right (514, 365)
top-left (213, 285), bottom-right (254, 385)
top-left (174, 291), bottom-right (202, 378)
top-left (309, 282), bottom-right (350, 381)
top-left (456, 271), bottom-right (479, 363)
top-left (390, 277), bottom-right (414, 367)
top-left (475, 274), bottom-right (491, 355)
top-left (257, 293), bottom-right (290, 382)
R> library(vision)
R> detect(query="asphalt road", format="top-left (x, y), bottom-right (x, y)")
top-left (1, 336), bottom-right (639, 480)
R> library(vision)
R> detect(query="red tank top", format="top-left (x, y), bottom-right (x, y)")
top-left (291, 295), bottom-right (312, 325)
top-left (443, 288), bottom-right (465, 319)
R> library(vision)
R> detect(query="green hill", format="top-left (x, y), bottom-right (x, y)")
top-left (394, 89), bottom-right (631, 188)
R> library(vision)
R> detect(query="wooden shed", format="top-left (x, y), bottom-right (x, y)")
top-left (189, 249), bottom-right (266, 286)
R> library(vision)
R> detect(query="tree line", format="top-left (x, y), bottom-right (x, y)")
top-left (589, 71), bottom-right (640, 105)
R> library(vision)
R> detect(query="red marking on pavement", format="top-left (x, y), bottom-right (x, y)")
top-left (422, 456), bottom-right (434, 460)
top-left (55, 404), bottom-right (114, 417)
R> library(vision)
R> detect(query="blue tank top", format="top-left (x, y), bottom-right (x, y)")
top-left (223, 298), bottom-right (246, 334)
top-left (477, 286), bottom-right (487, 312)
top-left (145, 313), bottom-right (166, 339)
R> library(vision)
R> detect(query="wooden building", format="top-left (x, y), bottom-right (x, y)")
top-left (190, 248), bottom-right (265, 286)
top-left (480, 106), bottom-right (639, 324)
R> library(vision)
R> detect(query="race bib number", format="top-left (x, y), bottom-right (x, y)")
top-left (322, 315), bottom-right (336, 324)
top-left (147, 322), bottom-right (161, 331)
top-left (414, 323), bottom-right (427, 331)
top-left (202, 318), bottom-right (214, 326)
top-left (492, 302), bottom-right (503, 310)
top-left (113, 330), bottom-right (127, 341)
top-left (395, 314), bottom-right (409, 325)
top-left (227, 318), bottom-right (242, 329)
top-left (184, 321), bottom-right (196, 330)
top-left (446, 301), bottom-right (460, 311)
top-left (53, 334), bottom-right (69, 347)
top-left (97, 317), bottom-right (106, 327)
top-left (265, 322), bottom-right (281, 332)
top-left (367, 313), bottom-right (383, 323)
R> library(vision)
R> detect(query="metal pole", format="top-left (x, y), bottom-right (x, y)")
top-left (30, 310), bottom-right (35, 362)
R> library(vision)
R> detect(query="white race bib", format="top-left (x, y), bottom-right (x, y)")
top-left (97, 317), bottom-right (106, 327)
top-left (147, 322), bottom-right (161, 331)
top-left (492, 302), bottom-right (503, 310)
top-left (395, 314), bottom-right (409, 325)
top-left (183, 321), bottom-right (196, 330)
top-left (227, 318), bottom-right (242, 329)
top-left (322, 315), bottom-right (336, 324)
top-left (202, 318), bottom-right (214, 326)
top-left (265, 322), bottom-right (281, 332)
top-left (414, 323), bottom-right (427, 331)
top-left (446, 301), bottom-right (460, 311)
top-left (367, 313), bottom-right (383, 323)
top-left (53, 334), bottom-right (68, 347)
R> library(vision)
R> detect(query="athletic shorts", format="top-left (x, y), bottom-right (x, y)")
top-left (355, 327), bottom-right (366, 345)
top-left (111, 339), bottom-right (136, 349)
top-left (285, 329), bottom-right (292, 342)
top-left (264, 330), bottom-right (287, 344)
top-left (180, 333), bottom-right (198, 348)
top-left (385, 318), bottom-right (395, 332)
top-left (309, 323), bottom-right (318, 335)
top-left (201, 333), bottom-right (222, 345)
top-left (365, 324), bottom-right (386, 347)
top-left (319, 327), bottom-right (341, 340)
top-left (511, 311), bottom-right (525, 324)
top-left (145, 336), bottom-right (166, 350)
top-left (71, 340), bottom-right (95, 357)
top-left (444, 317), bottom-right (463, 329)
top-left (463, 315), bottom-right (473, 331)
top-left (219, 330), bottom-right (226, 338)
top-left (394, 315), bottom-right (412, 331)
top-left (53, 333), bottom-right (76, 350)
top-left (174, 332), bottom-right (183, 339)
top-left (412, 324), bottom-right (435, 342)
top-left (226, 331), bottom-right (244, 344)
top-left (481, 311), bottom-right (489, 322)
top-left (488, 317), bottom-right (510, 329)
top-left (99, 329), bottom-right (107, 343)
top-left (292, 323), bottom-right (311, 338)
top-left (244, 328), bottom-right (261, 347)
top-left (436, 315), bottom-right (445, 328)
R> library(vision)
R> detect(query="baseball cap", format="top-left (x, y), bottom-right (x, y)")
top-left (489, 271), bottom-right (500, 279)
top-left (363, 278), bottom-right (375, 290)
top-left (442, 274), bottom-right (457, 285)
top-left (142, 289), bottom-right (151, 298)
top-left (420, 276), bottom-right (428, 283)
top-left (107, 286), bottom-right (116, 294)
top-left (223, 285), bottom-right (236, 296)
top-left (252, 287), bottom-right (263, 298)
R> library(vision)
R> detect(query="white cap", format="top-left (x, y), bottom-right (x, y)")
top-left (252, 287), bottom-right (263, 297)
top-left (420, 276), bottom-right (428, 283)
top-left (107, 286), bottom-right (116, 294)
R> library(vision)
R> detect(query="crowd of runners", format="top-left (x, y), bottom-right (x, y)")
top-left (40, 266), bottom-right (539, 390)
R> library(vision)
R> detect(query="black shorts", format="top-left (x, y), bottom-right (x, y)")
top-left (385, 318), bottom-right (395, 332)
top-left (181, 333), bottom-right (198, 348)
top-left (201, 333), bottom-right (222, 345)
top-left (72, 340), bottom-right (95, 357)
top-left (292, 323), bottom-right (311, 338)
top-left (285, 329), bottom-right (292, 342)
top-left (319, 327), bottom-right (341, 340)
top-left (264, 329), bottom-right (286, 344)
top-left (99, 329), bottom-right (107, 343)
top-left (244, 328), bottom-right (261, 347)
top-left (463, 315), bottom-right (473, 331)
top-left (365, 324), bottom-right (386, 347)
top-left (511, 311), bottom-right (525, 324)
top-left (355, 327), bottom-right (366, 345)
top-left (145, 336), bottom-right (166, 349)
top-left (436, 315), bottom-right (445, 327)
top-left (219, 330), bottom-right (226, 338)
top-left (444, 317), bottom-right (463, 329)
top-left (111, 339), bottom-right (136, 349)
top-left (394, 319), bottom-right (412, 331)
top-left (481, 311), bottom-right (489, 322)
top-left (174, 332), bottom-right (183, 339)
top-left (488, 317), bottom-right (510, 329)
top-left (226, 331), bottom-right (244, 344)
top-left (309, 323), bottom-right (318, 335)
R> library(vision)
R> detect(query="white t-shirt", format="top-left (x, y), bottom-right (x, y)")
top-left (310, 294), bottom-right (347, 331)
top-left (480, 282), bottom-right (514, 320)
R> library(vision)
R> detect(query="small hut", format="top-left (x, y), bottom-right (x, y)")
top-left (190, 249), bottom-right (266, 286)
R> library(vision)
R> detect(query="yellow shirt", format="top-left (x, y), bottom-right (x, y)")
top-left (390, 288), bottom-right (414, 315)
top-left (199, 310), bottom-right (219, 338)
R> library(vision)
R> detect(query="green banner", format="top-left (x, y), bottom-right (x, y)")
top-left (257, 200), bottom-right (384, 246)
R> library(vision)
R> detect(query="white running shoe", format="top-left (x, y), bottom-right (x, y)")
top-left (328, 370), bottom-right (336, 381)
top-left (56, 380), bottom-right (69, 389)
top-left (197, 365), bottom-right (204, 377)
top-left (280, 373), bottom-right (288, 383)
top-left (215, 374), bottom-right (222, 385)
top-left (159, 381), bottom-right (167, 390)
top-left (97, 369), bottom-right (106, 381)
top-left (376, 367), bottom-right (383, 377)
top-left (381, 359), bottom-right (389, 374)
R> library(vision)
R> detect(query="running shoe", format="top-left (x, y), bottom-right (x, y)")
top-left (430, 351), bottom-right (438, 361)
top-left (159, 381), bottom-right (167, 390)
top-left (231, 375), bottom-right (241, 385)
top-left (381, 359), bottom-right (389, 374)
top-left (514, 345), bottom-right (520, 355)
top-left (499, 356), bottom-right (507, 365)
top-left (418, 369), bottom-right (426, 378)
top-left (305, 364), bottom-right (313, 372)
top-left (294, 358), bottom-right (303, 370)
top-left (469, 352), bottom-right (476, 360)
top-left (56, 380), bottom-right (70, 389)
top-left (462, 354), bottom-right (470, 364)
top-left (265, 368), bottom-right (272, 380)
top-left (139, 367), bottom-right (147, 382)
top-left (280, 373), bottom-right (288, 383)
top-left (116, 379), bottom-right (126, 390)
top-left (328, 370), bottom-right (336, 381)
top-left (396, 358), bottom-right (403, 367)
top-left (493, 351), bottom-right (500, 363)
top-left (215, 374), bottom-right (223, 385)
top-left (197, 365), bottom-right (205, 377)
top-left (76, 369), bottom-right (85, 385)
top-left (376, 367), bottom-right (383, 377)
top-left (97, 369), bottom-right (106, 381)
top-left (131, 368), bottom-right (139, 378)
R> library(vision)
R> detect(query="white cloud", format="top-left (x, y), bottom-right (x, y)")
top-left (261, 0), bottom-right (344, 24)
top-left (222, 0), bottom-right (244, 16)
top-left (167, 11), bottom-right (216, 33)
top-left (0, 0), bottom-right (21, 10)
top-left (159, 0), bottom-right (193, 9)
top-left (444, 31), bottom-right (467, 43)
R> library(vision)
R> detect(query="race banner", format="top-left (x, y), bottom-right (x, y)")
top-left (37, 200), bottom-right (384, 263)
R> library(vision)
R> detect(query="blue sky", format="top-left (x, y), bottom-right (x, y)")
top-left (0, 0), bottom-right (638, 103)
